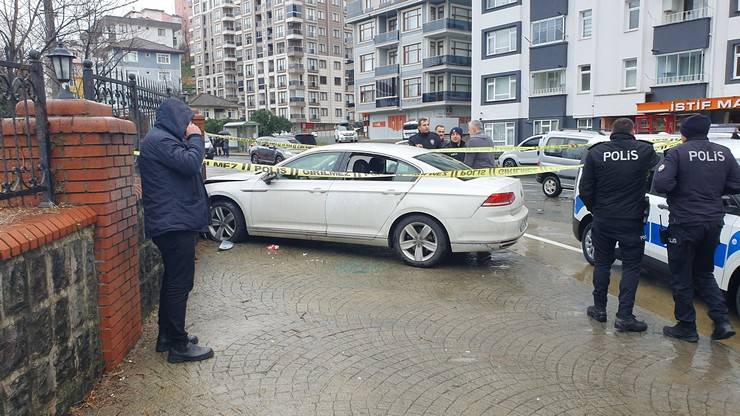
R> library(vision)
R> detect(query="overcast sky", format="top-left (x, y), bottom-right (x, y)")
top-left (113, 0), bottom-right (177, 16)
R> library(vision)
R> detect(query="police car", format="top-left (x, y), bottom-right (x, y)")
top-left (572, 138), bottom-right (740, 313)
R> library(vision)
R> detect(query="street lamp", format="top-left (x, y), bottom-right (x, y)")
top-left (47, 43), bottom-right (76, 99)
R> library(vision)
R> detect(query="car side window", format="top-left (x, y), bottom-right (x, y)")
top-left (648, 155), bottom-right (666, 197)
top-left (521, 137), bottom-right (540, 148)
top-left (279, 152), bottom-right (342, 180)
top-left (544, 137), bottom-right (566, 157)
top-left (723, 195), bottom-right (740, 216)
top-left (345, 153), bottom-right (420, 182)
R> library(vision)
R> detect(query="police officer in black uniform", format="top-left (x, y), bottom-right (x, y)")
top-left (654, 114), bottom-right (740, 342)
top-left (579, 118), bottom-right (659, 331)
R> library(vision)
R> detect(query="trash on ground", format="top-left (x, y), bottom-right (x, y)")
top-left (219, 240), bottom-right (235, 251)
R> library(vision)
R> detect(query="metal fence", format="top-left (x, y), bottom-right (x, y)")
top-left (0, 51), bottom-right (52, 203)
top-left (80, 60), bottom-right (181, 149)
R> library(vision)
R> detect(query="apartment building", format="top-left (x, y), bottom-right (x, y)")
top-left (190, 0), bottom-right (355, 129)
top-left (347, 0), bottom-right (473, 139)
top-left (473, 0), bottom-right (740, 146)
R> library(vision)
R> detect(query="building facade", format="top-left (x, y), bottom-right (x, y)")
top-left (189, 0), bottom-right (355, 129)
top-left (347, 0), bottom-right (473, 139)
top-left (473, 0), bottom-right (740, 146)
top-left (175, 0), bottom-right (194, 45)
top-left (109, 39), bottom-right (184, 88)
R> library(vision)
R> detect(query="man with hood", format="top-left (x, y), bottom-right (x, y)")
top-left (138, 98), bottom-right (214, 363)
top-left (654, 114), bottom-right (740, 342)
top-left (408, 118), bottom-right (443, 149)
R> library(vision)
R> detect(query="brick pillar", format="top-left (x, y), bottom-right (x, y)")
top-left (192, 112), bottom-right (207, 181)
top-left (29, 99), bottom-right (142, 370)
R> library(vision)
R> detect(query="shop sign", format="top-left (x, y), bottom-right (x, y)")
top-left (637, 96), bottom-right (740, 113)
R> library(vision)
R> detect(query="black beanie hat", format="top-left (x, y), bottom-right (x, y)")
top-left (680, 114), bottom-right (711, 139)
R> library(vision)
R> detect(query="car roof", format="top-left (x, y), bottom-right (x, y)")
top-left (304, 143), bottom-right (429, 157)
top-left (541, 130), bottom-right (607, 143)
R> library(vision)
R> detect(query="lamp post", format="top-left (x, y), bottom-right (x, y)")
top-left (47, 43), bottom-right (76, 99)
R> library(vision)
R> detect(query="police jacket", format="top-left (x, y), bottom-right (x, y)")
top-left (408, 131), bottom-right (443, 149)
top-left (653, 136), bottom-right (740, 224)
top-left (138, 99), bottom-right (210, 238)
top-left (578, 133), bottom-right (659, 220)
top-left (441, 139), bottom-right (466, 162)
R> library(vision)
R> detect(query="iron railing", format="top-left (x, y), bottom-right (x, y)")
top-left (80, 60), bottom-right (180, 149)
top-left (0, 51), bottom-right (52, 203)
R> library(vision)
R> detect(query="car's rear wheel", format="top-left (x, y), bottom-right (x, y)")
top-left (393, 215), bottom-right (449, 267)
top-left (251, 153), bottom-right (259, 164)
top-left (581, 222), bottom-right (595, 266)
top-left (275, 154), bottom-right (284, 164)
top-left (208, 199), bottom-right (247, 242)
top-left (542, 175), bottom-right (562, 198)
top-left (502, 158), bottom-right (517, 168)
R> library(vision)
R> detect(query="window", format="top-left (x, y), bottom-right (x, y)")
top-left (531, 69), bottom-right (565, 96)
top-left (388, 17), bottom-right (398, 32)
top-left (451, 6), bottom-right (471, 22)
top-left (319, 27), bottom-right (326, 36)
top-left (360, 84), bottom-right (375, 103)
top-left (123, 51), bottom-right (138, 62)
top-left (577, 118), bottom-right (593, 130)
top-left (403, 77), bottom-right (422, 98)
top-left (319, 60), bottom-right (327, 69)
top-left (321, 108), bottom-right (329, 116)
top-left (451, 41), bottom-right (471, 57)
top-left (403, 43), bottom-right (421, 65)
top-left (485, 74), bottom-right (517, 102)
top-left (335, 93), bottom-right (342, 101)
top-left (485, 0), bottom-right (517, 10)
top-left (429, 74), bottom-right (444, 92)
top-left (623, 58), bottom-right (637, 89)
top-left (579, 65), bottom-right (591, 93)
top-left (319, 76), bottom-right (327, 85)
top-left (332, 13), bottom-right (339, 22)
top-left (656, 50), bottom-right (704, 84)
top-left (158, 28), bottom-right (166, 36)
top-left (319, 44), bottom-right (327, 53)
top-left (318, 11), bottom-right (325, 20)
top-left (360, 53), bottom-right (374, 72)
top-left (735, 45), bottom-right (740, 79)
top-left (486, 26), bottom-right (518, 56)
top-left (626, 0), bottom-right (640, 30)
top-left (534, 120), bottom-right (560, 135)
top-left (334, 77), bottom-right (342, 86)
top-left (450, 75), bottom-right (470, 92)
top-left (430, 5), bottom-right (444, 20)
top-left (156, 53), bottom-right (171, 64)
top-left (359, 21), bottom-right (375, 42)
top-left (333, 29), bottom-right (341, 38)
top-left (282, 152), bottom-right (342, 177)
top-left (388, 50), bottom-right (398, 65)
top-left (334, 45), bottom-right (341, 55)
top-left (334, 61), bottom-right (341, 70)
top-left (531, 16), bottom-right (565, 46)
top-left (403, 8), bottom-right (422, 32)
top-left (376, 78), bottom-right (398, 98)
top-left (580, 10), bottom-right (592, 38)
top-left (158, 71), bottom-right (172, 82)
top-left (307, 8), bottom-right (316, 20)
top-left (543, 137), bottom-right (586, 159)
top-left (484, 122), bottom-right (516, 146)
top-left (335, 108), bottom-right (342, 117)
top-left (347, 154), bottom-right (420, 182)
top-left (307, 25), bottom-right (316, 37)
top-left (430, 40), bottom-right (444, 57)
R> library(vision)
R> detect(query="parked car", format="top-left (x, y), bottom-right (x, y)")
top-left (572, 137), bottom-right (740, 312)
top-left (497, 135), bottom-right (542, 167)
top-left (249, 136), bottom-right (300, 165)
top-left (402, 121), bottom-right (418, 140)
top-left (205, 143), bottom-right (528, 267)
top-left (335, 125), bottom-right (359, 143)
top-left (535, 130), bottom-right (608, 197)
top-left (295, 132), bottom-right (318, 146)
top-left (204, 135), bottom-right (216, 160)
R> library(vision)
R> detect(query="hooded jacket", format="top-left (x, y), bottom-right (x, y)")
top-left (654, 135), bottom-right (740, 224)
top-left (138, 98), bottom-right (209, 238)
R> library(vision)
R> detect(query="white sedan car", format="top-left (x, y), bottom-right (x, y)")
top-left (205, 144), bottom-right (529, 267)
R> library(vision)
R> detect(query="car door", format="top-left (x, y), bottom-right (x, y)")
top-left (518, 136), bottom-right (542, 165)
top-left (541, 136), bottom-right (588, 182)
top-left (325, 153), bottom-right (420, 238)
top-left (248, 151), bottom-right (343, 236)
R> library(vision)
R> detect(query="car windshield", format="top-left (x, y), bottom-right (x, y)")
top-left (336, 126), bottom-right (350, 131)
top-left (403, 123), bottom-right (418, 130)
top-left (414, 153), bottom-right (472, 180)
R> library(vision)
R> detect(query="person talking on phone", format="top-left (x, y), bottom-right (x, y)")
top-left (138, 98), bottom-right (214, 363)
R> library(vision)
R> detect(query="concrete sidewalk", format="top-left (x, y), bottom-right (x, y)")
top-left (76, 239), bottom-right (740, 416)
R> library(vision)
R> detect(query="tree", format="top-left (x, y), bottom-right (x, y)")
top-left (250, 109), bottom-right (292, 136)
top-left (204, 118), bottom-right (235, 134)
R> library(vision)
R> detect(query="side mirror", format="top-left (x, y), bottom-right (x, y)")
top-left (262, 172), bottom-right (278, 184)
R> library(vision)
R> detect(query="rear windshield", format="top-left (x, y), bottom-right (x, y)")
top-left (403, 123), bottom-right (418, 130)
top-left (414, 153), bottom-right (473, 180)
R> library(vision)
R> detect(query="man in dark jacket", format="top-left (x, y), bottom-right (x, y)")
top-left (579, 118), bottom-right (659, 331)
top-left (442, 127), bottom-right (466, 162)
top-left (138, 98), bottom-right (214, 363)
top-left (463, 120), bottom-right (495, 168)
top-left (654, 114), bottom-right (740, 342)
top-left (408, 117), bottom-right (443, 149)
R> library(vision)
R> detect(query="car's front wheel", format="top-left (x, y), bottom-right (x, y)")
top-left (251, 153), bottom-right (259, 164)
top-left (393, 215), bottom-right (449, 267)
top-left (208, 199), bottom-right (247, 242)
top-left (502, 158), bottom-right (517, 168)
top-left (581, 222), bottom-right (595, 265)
top-left (275, 155), bottom-right (284, 164)
top-left (542, 175), bottom-right (563, 197)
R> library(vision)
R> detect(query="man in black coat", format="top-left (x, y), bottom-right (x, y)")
top-left (654, 114), bottom-right (740, 342)
top-left (138, 98), bottom-right (214, 363)
top-left (408, 117), bottom-right (443, 149)
top-left (442, 127), bottom-right (466, 162)
top-left (579, 118), bottom-right (659, 331)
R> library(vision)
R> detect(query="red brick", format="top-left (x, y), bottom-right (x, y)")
top-left (0, 237), bottom-right (12, 259)
top-left (6, 229), bottom-right (30, 253)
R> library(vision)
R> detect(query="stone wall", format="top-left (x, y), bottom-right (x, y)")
top-left (0, 227), bottom-right (102, 416)
top-left (137, 198), bottom-right (163, 321)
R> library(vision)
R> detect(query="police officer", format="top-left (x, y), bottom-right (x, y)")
top-left (653, 114), bottom-right (740, 342)
top-left (579, 118), bottom-right (659, 331)
top-left (408, 118), bottom-right (443, 149)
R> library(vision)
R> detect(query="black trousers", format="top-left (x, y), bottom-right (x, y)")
top-left (153, 230), bottom-right (198, 346)
top-left (666, 222), bottom-right (729, 326)
top-left (592, 218), bottom-right (645, 319)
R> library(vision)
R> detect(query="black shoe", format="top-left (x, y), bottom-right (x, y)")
top-left (167, 343), bottom-right (214, 364)
top-left (615, 317), bottom-right (647, 332)
top-left (711, 321), bottom-right (736, 341)
top-left (663, 323), bottom-right (699, 343)
top-left (587, 306), bottom-right (607, 323)
top-left (155, 334), bottom-right (199, 353)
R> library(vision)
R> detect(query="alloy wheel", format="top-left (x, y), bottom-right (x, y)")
top-left (209, 206), bottom-right (236, 241)
top-left (398, 222), bottom-right (438, 262)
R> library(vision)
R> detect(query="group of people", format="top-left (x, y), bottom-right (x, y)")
top-left (407, 118), bottom-right (496, 169)
top-left (579, 115), bottom-right (740, 342)
top-left (212, 133), bottom-right (230, 157)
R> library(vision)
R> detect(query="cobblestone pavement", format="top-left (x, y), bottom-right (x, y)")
top-left (81, 237), bottom-right (740, 416)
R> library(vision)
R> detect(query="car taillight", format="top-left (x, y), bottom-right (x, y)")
top-left (482, 192), bottom-right (516, 207)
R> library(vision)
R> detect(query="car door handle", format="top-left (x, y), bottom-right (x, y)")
top-left (310, 188), bottom-right (328, 193)
top-left (382, 189), bottom-right (402, 195)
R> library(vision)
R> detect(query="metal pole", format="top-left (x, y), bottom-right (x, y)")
top-left (128, 73), bottom-right (142, 151)
top-left (82, 60), bottom-right (95, 100)
top-left (29, 50), bottom-right (54, 205)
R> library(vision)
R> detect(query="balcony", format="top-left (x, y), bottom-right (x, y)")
top-left (287, 47), bottom-right (304, 56)
top-left (287, 29), bottom-right (304, 39)
top-left (307, 66), bottom-right (319, 73)
top-left (376, 97), bottom-right (399, 108)
top-left (421, 91), bottom-right (471, 103)
top-left (289, 80), bottom-right (305, 86)
top-left (422, 55), bottom-right (472, 69)
top-left (530, 86), bottom-right (566, 97)
top-left (422, 18), bottom-right (472, 34)
top-left (374, 30), bottom-right (399, 45)
top-left (290, 115), bottom-right (307, 121)
top-left (662, 7), bottom-right (710, 25)
top-left (346, 101), bottom-right (355, 107)
top-left (656, 73), bottom-right (705, 86)
top-left (375, 64), bottom-right (399, 77)
top-left (307, 82), bottom-right (319, 89)
top-left (223, 13), bottom-right (236, 21)
top-left (308, 99), bottom-right (319, 105)
top-left (309, 115), bottom-right (321, 122)
top-left (289, 97), bottom-right (306, 102)
top-left (224, 55), bottom-right (238, 61)
top-left (288, 64), bottom-right (305, 72)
